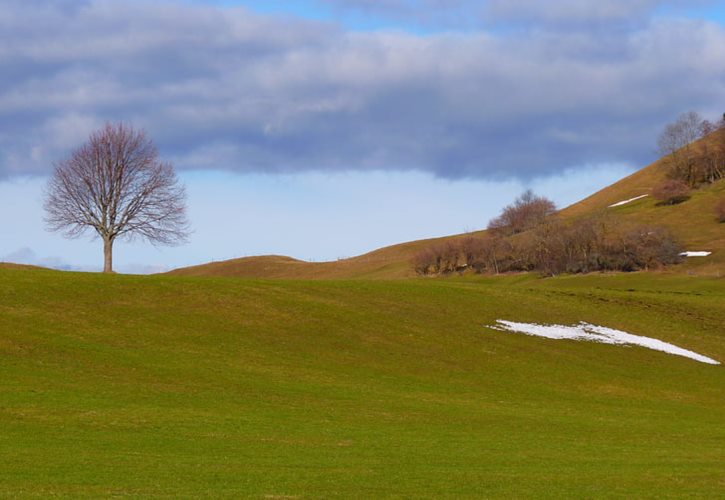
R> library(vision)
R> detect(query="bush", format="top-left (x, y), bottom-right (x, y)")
top-left (412, 246), bottom-right (440, 275)
top-left (412, 240), bottom-right (466, 275)
top-left (615, 225), bottom-right (682, 271)
top-left (715, 198), bottom-right (725, 223)
top-left (413, 214), bottom-right (682, 276)
top-left (653, 180), bottom-right (690, 205)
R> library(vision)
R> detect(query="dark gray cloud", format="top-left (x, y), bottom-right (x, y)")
top-left (0, 0), bottom-right (724, 180)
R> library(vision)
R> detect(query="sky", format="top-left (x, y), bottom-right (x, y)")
top-left (1, 0), bottom-right (724, 272)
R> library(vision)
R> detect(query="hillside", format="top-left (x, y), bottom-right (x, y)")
top-left (169, 134), bottom-right (724, 279)
top-left (167, 232), bottom-right (483, 279)
top-left (561, 133), bottom-right (724, 272)
top-left (1, 267), bottom-right (723, 496)
top-left (0, 262), bottom-right (48, 271)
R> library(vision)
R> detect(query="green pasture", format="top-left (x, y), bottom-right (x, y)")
top-left (0, 268), bottom-right (723, 497)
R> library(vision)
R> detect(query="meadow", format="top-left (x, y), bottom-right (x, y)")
top-left (1, 267), bottom-right (722, 497)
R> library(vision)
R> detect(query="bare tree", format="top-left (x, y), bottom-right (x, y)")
top-left (44, 123), bottom-right (189, 273)
top-left (657, 111), bottom-right (704, 186)
top-left (487, 189), bottom-right (556, 236)
top-left (698, 121), bottom-right (725, 183)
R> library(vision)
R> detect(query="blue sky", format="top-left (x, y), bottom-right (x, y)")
top-left (1, 0), bottom-right (724, 272)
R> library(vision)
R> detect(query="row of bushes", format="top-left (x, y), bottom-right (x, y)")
top-left (413, 214), bottom-right (683, 276)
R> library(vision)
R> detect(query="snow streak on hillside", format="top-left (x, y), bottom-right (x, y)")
top-left (489, 320), bottom-right (719, 365)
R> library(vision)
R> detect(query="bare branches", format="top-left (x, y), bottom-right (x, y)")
top-left (487, 189), bottom-right (556, 236)
top-left (414, 214), bottom-right (682, 277)
top-left (652, 179), bottom-right (690, 205)
top-left (657, 111), bottom-right (725, 186)
top-left (44, 123), bottom-right (189, 272)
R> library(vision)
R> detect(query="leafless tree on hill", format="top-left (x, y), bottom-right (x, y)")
top-left (487, 189), bottom-right (556, 236)
top-left (657, 111), bottom-right (703, 186)
top-left (698, 120), bottom-right (725, 183)
top-left (657, 111), bottom-right (725, 186)
top-left (44, 123), bottom-right (189, 273)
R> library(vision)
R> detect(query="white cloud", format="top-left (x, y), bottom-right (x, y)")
top-left (0, 0), bottom-right (723, 181)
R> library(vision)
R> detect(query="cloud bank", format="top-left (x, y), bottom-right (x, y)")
top-left (0, 0), bottom-right (724, 180)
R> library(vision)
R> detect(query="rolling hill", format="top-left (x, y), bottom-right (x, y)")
top-left (1, 267), bottom-right (723, 496)
top-left (169, 134), bottom-right (725, 279)
top-left (0, 262), bottom-right (48, 271)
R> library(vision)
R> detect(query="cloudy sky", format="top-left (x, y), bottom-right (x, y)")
top-left (1, 0), bottom-right (724, 272)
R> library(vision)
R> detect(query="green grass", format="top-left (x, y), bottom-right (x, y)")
top-left (1, 268), bottom-right (723, 497)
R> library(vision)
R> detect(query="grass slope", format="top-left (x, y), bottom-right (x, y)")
top-left (166, 232), bottom-right (478, 280)
top-left (169, 136), bottom-right (724, 279)
top-left (0, 262), bottom-right (48, 271)
top-left (1, 267), bottom-right (723, 497)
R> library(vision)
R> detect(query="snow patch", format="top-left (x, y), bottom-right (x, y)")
top-left (488, 320), bottom-right (719, 365)
top-left (608, 194), bottom-right (648, 207)
top-left (680, 251), bottom-right (711, 257)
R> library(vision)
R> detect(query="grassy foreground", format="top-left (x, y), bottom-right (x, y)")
top-left (0, 268), bottom-right (723, 497)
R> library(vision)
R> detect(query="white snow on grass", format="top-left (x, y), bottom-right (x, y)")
top-left (680, 251), bottom-right (712, 257)
top-left (608, 194), bottom-right (648, 207)
top-left (489, 320), bottom-right (720, 365)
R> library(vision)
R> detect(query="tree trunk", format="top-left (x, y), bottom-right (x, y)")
top-left (103, 237), bottom-right (114, 273)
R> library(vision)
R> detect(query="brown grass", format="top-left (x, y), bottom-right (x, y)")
top-left (169, 134), bottom-right (725, 279)
top-left (167, 231), bottom-right (485, 279)
top-left (0, 262), bottom-right (48, 271)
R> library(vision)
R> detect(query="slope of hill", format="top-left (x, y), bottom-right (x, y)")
top-left (1, 267), bottom-right (723, 496)
top-left (0, 262), bottom-right (48, 271)
top-left (169, 136), bottom-right (724, 278)
top-left (561, 137), bottom-right (724, 272)
top-left (167, 232), bottom-right (482, 279)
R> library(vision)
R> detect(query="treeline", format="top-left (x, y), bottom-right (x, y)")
top-left (413, 192), bottom-right (682, 276)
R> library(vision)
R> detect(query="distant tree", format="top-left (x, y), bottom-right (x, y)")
top-left (652, 179), bottom-right (691, 205)
top-left (698, 122), bottom-right (725, 183)
top-left (715, 198), bottom-right (725, 223)
top-left (44, 123), bottom-right (189, 273)
top-left (657, 111), bottom-right (704, 186)
top-left (459, 235), bottom-right (507, 274)
top-left (699, 118), bottom-right (721, 136)
top-left (487, 190), bottom-right (556, 236)
top-left (527, 217), bottom-right (567, 276)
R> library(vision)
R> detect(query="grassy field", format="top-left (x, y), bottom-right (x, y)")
top-left (1, 267), bottom-right (723, 497)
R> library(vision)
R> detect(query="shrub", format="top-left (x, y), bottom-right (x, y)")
top-left (653, 180), bottom-right (690, 205)
top-left (412, 247), bottom-right (439, 275)
top-left (619, 225), bottom-right (683, 270)
top-left (412, 216), bottom-right (682, 276)
top-left (412, 240), bottom-right (466, 275)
